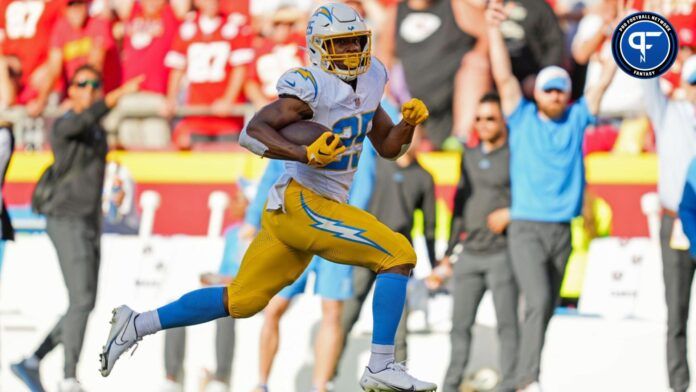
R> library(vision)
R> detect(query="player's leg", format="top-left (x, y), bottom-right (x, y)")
top-left (257, 268), bottom-right (307, 390)
top-left (100, 219), bottom-right (312, 377)
top-left (312, 258), bottom-right (352, 391)
top-left (275, 181), bottom-right (435, 391)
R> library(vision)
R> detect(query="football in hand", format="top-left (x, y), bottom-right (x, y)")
top-left (278, 120), bottom-right (339, 147)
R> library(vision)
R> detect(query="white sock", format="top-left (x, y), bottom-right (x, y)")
top-left (368, 344), bottom-right (395, 372)
top-left (134, 310), bottom-right (162, 337)
top-left (24, 355), bottom-right (40, 369)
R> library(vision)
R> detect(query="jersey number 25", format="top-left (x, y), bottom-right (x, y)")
top-left (325, 111), bottom-right (375, 171)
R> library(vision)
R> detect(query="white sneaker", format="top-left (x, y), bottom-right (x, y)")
top-left (159, 379), bottom-right (183, 392)
top-left (360, 362), bottom-right (437, 391)
top-left (99, 305), bottom-right (142, 377)
top-left (58, 378), bottom-right (85, 392)
top-left (204, 380), bottom-right (229, 392)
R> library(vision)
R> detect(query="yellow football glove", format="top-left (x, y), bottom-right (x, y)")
top-left (306, 132), bottom-right (346, 167)
top-left (401, 98), bottom-right (429, 126)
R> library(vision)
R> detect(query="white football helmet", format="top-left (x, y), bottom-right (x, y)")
top-left (306, 3), bottom-right (371, 81)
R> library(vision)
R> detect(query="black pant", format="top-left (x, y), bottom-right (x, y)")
top-left (661, 214), bottom-right (695, 392)
top-left (37, 215), bottom-right (100, 378)
top-left (508, 220), bottom-right (571, 388)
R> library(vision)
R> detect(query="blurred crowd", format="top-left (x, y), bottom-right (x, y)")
top-left (0, 0), bottom-right (692, 151)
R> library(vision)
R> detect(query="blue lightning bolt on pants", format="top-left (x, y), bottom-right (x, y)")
top-left (225, 179), bottom-right (417, 319)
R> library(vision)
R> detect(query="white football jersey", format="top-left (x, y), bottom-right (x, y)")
top-left (266, 57), bottom-right (388, 210)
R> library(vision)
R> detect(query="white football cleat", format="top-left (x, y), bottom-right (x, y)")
top-left (99, 305), bottom-right (142, 377)
top-left (360, 362), bottom-right (437, 391)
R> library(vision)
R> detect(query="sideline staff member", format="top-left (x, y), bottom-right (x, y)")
top-left (12, 66), bottom-right (142, 392)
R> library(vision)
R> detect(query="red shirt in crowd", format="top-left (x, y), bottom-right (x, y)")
top-left (0, 0), bottom-right (66, 100)
top-left (51, 15), bottom-right (120, 92)
top-left (122, 2), bottom-right (179, 94)
top-left (220, 0), bottom-right (249, 18)
top-left (164, 12), bottom-right (253, 106)
top-left (248, 33), bottom-right (306, 99)
top-left (164, 12), bottom-right (254, 141)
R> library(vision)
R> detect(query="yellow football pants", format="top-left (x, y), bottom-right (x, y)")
top-left (226, 180), bottom-right (416, 318)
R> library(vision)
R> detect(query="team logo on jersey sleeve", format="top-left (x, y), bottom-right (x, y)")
top-left (291, 68), bottom-right (318, 100)
top-left (611, 12), bottom-right (678, 79)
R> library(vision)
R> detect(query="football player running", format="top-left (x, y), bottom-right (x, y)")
top-left (99, 3), bottom-right (434, 391)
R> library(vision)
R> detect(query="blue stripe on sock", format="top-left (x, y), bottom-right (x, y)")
top-left (157, 287), bottom-right (228, 329)
top-left (372, 273), bottom-right (408, 345)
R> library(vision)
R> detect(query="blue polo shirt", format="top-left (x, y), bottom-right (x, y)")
top-left (507, 97), bottom-right (596, 223)
top-left (679, 158), bottom-right (696, 258)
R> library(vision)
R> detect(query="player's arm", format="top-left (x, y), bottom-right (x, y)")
top-left (485, 0), bottom-right (522, 117)
top-left (241, 97), bottom-right (313, 162)
top-left (242, 67), bottom-right (345, 166)
top-left (368, 100), bottom-right (429, 160)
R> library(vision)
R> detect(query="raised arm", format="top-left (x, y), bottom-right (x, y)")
top-left (485, 0), bottom-right (522, 116)
top-left (572, 14), bottom-right (611, 65)
top-left (55, 76), bottom-right (143, 139)
top-left (368, 99), bottom-right (429, 160)
top-left (584, 55), bottom-right (617, 116)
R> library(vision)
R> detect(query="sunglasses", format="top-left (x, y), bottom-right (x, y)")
top-left (475, 116), bottom-right (498, 122)
top-left (73, 79), bottom-right (102, 89)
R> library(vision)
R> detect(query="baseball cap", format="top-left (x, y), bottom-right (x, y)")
top-left (682, 55), bottom-right (696, 85)
top-left (535, 66), bottom-right (572, 93)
